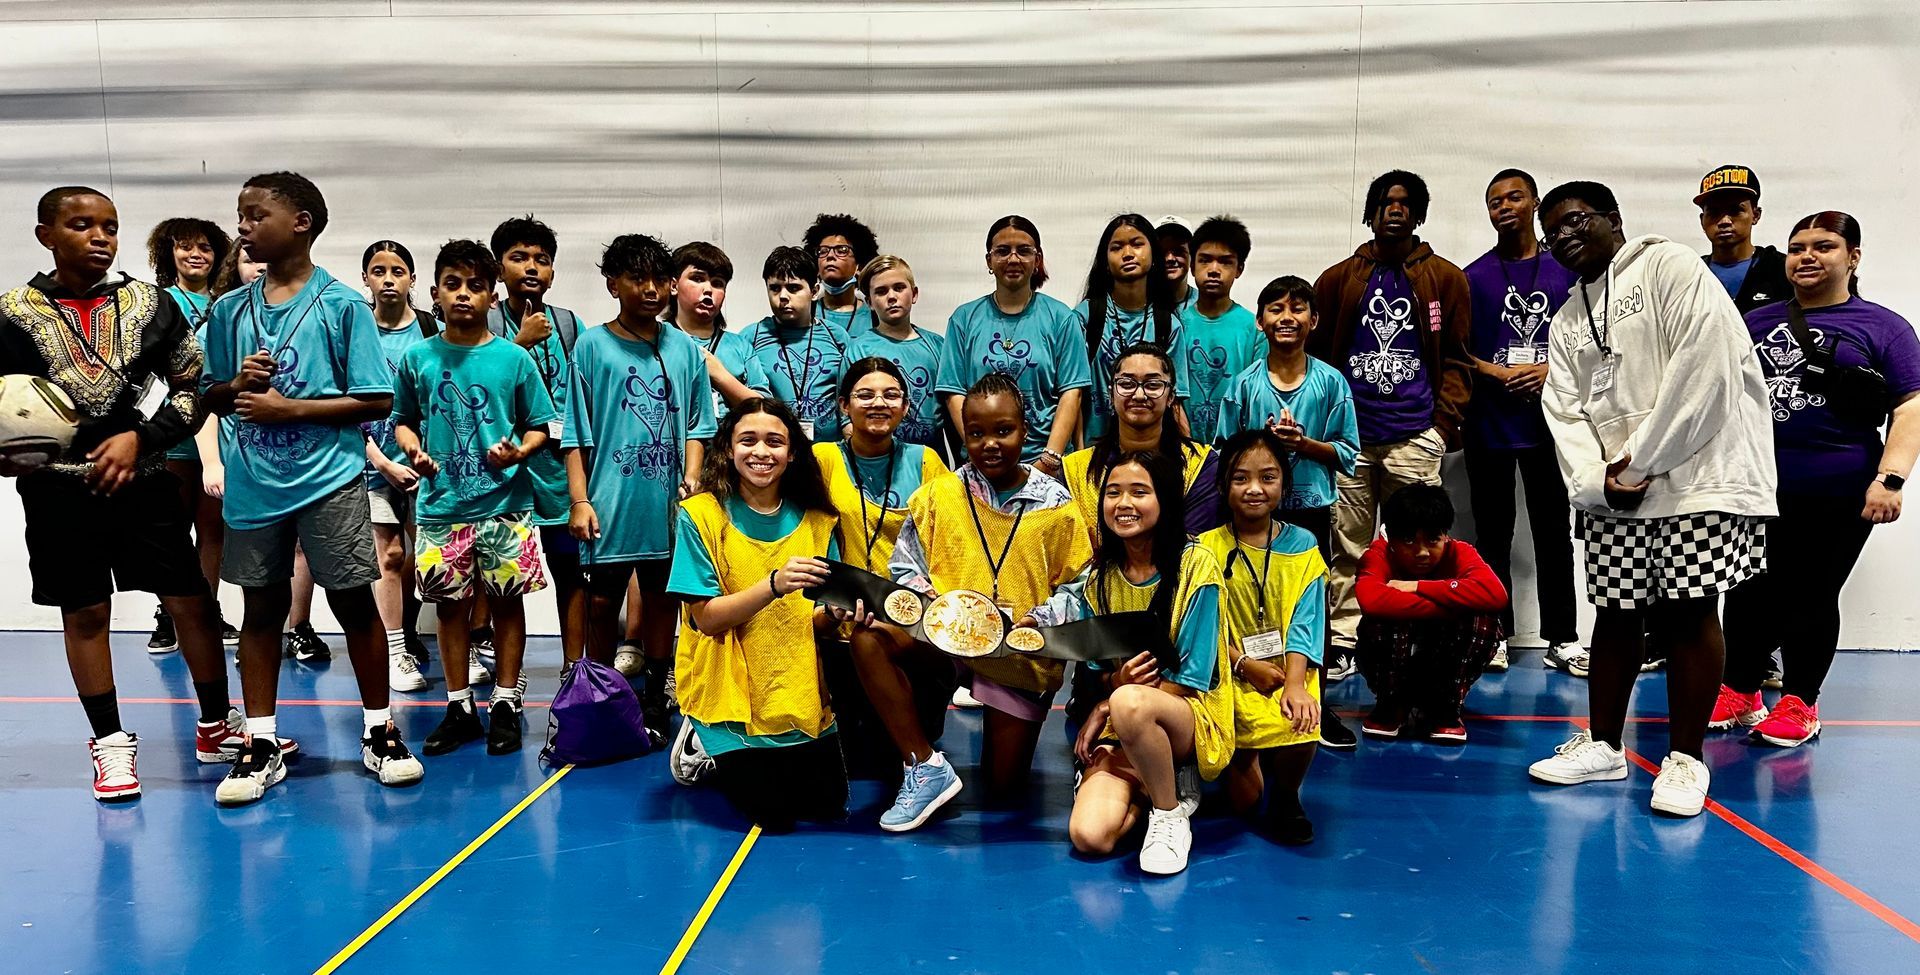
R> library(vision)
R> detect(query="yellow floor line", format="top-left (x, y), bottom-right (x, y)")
top-left (312, 764), bottom-right (574, 975)
top-left (658, 826), bottom-right (763, 975)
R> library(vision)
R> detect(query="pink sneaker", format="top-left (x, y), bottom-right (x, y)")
top-left (1753, 695), bottom-right (1821, 747)
top-left (1708, 685), bottom-right (1768, 731)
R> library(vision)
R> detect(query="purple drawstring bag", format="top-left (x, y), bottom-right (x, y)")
top-left (542, 657), bottom-right (653, 767)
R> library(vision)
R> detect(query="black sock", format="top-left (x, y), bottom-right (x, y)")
top-left (193, 679), bottom-right (231, 725)
top-left (643, 657), bottom-right (670, 704)
top-left (80, 690), bottom-right (122, 739)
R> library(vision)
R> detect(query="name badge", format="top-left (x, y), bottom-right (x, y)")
top-left (1506, 345), bottom-right (1540, 367)
top-left (135, 375), bottom-right (170, 420)
top-left (546, 419), bottom-right (564, 440)
top-left (1590, 354), bottom-right (1618, 397)
top-left (1242, 628), bottom-right (1287, 660)
top-left (800, 419), bottom-right (816, 440)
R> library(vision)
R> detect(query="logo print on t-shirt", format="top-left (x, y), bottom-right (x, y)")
top-left (1349, 289), bottom-right (1421, 394)
top-left (1756, 322), bottom-right (1827, 421)
top-left (774, 343), bottom-right (835, 423)
top-left (238, 348), bottom-right (324, 476)
top-left (1496, 289), bottom-right (1551, 365)
top-left (435, 373), bottom-right (500, 497)
top-left (615, 363), bottom-right (680, 480)
top-left (982, 331), bottom-right (1044, 432)
top-left (898, 363), bottom-right (936, 443)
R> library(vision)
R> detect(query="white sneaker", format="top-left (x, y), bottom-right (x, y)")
top-left (1650, 752), bottom-right (1710, 817)
top-left (1543, 644), bottom-right (1591, 679)
top-left (89, 732), bottom-right (141, 802)
top-left (467, 656), bottom-right (493, 686)
top-left (362, 724), bottom-right (426, 787)
top-left (389, 653), bottom-right (427, 692)
top-left (1528, 730), bottom-right (1629, 785)
top-left (1139, 808), bottom-right (1192, 876)
top-left (613, 645), bottom-right (643, 679)
top-left (1324, 653), bottom-right (1357, 683)
top-left (951, 685), bottom-right (983, 709)
top-left (215, 738), bottom-right (285, 806)
top-left (1640, 656), bottom-right (1668, 673)
top-left (1486, 642), bottom-right (1510, 673)
top-left (1174, 763), bottom-right (1202, 819)
top-left (669, 717), bottom-right (715, 786)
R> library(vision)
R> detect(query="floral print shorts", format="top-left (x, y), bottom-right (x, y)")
top-left (415, 512), bottom-right (548, 602)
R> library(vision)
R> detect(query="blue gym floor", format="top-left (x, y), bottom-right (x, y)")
top-left (2, 634), bottom-right (1917, 974)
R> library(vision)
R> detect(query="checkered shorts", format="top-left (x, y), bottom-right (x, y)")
top-left (1577, 511), bottom-right (1767, 610)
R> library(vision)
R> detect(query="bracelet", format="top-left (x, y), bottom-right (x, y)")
top-left (1039, 449), bottom-right (1062, 464)
top-left (768, 570), bottom-right (782, 596)
top-left (570, 500), bottom-right (592, 508)
top-left (1232, 655), bottom-right (1247, 678)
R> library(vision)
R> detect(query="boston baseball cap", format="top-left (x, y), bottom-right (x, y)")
top-left (1694, 165), bottom-right (1761, 206)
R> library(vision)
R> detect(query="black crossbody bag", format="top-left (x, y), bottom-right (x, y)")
top-left (1786, 302), bottom-right (1892, 426)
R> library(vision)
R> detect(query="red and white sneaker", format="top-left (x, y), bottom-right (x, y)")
top-left (1753, 695), bottom-right (1821, 747)
top-left (1361, 704), bottom-right (1403, 740)
top-left (1708, 685), bottom-right (1769, 731)
top-left (89, 731), bottom-right (140, 802)
top-left (195, 709), bottom-right (301, 764)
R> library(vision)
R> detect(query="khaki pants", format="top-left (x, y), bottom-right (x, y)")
top-left (1329, 428), bottom-right (1445, 652)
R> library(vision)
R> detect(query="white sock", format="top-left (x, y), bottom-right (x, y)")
top-left (364, 707), bottom-right (392, 733)
top-left (245, 715), bottom-right (277, 739)
top-left (448, 687), bottom-right (472, 708)
top-left (924, 751), bottom-right (946, 768)
top-left (386, 628), bottom-right (407, 657)
top-left (492, 682), bottom-right (523, 711)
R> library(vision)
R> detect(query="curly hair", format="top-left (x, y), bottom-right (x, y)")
top-left (146, 217), bottom-right (231, 289)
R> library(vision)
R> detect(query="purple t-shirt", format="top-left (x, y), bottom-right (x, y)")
top-left (1463, 250), bottom-right (1579, 450)
top-left (1343, 266), bottom-right (1433, 445)
top-left (1746, 297), bottom-right (1920, 496)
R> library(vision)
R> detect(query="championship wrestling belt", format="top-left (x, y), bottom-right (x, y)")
top-left (805, 560), bottom-right (1174, 667)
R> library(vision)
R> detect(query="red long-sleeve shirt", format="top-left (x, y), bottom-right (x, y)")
top-left (1355, 538), bottom-right (1510, 620)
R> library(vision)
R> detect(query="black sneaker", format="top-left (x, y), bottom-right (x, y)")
top-left (219, 619), bottom-right (240, 648)
top-left (361, 723), bottom-right (425, 785)
top-left (286, 623), bottom-right (331, 662)
top-left (423, 702), bottom-right (484, 756)
top-left (485, 701), bottom-right (523, 756)
top-left (1265, 802), bottom-right (1316, 846)
top-left (215, 737), bottom-right (285, 806)
top-left (642, 699), bottom-right (669, 749)
top-left (1318, 710), bottom-right (1357, 750)
top-left (147, 609), bottom-right (178, 655)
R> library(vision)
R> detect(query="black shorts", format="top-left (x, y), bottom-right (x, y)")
top-left (18, 468), bottom-right (209, 610)
top-left (581, 558), bottom-right (673, 599)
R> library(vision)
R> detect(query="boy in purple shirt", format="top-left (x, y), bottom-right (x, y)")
top-left (1461, 169), bottom-right (1582, 675)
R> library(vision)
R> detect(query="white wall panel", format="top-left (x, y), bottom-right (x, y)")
top-left (0, 0), bottom-right (1913, 647)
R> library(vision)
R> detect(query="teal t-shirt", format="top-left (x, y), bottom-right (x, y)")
top-left (749, 315), bottom-right (852, 442)
top-left (935, 292), bottom-right (1090, 461)
top-left (846, 325), bottom-right (946, 450)
top-left (562, 323), bottom-right (717, 563)
top-left (1033, 561), bottom-right (1222, 692)
top-left (488, 303), bottom-right (577, 525)
top-left (1072, 299), bottom-right (1190, 442)
top-left (389, 334), bottom-right (557, 525)
top-left (817, 299), bottom-right (874, 339)
top-left (202, 267), bottom-right (391, 530)
top-left (676, 322), bottom-right (768, 428)
top-left (1212, 356), bottom-right (1359, 510)
top-left (363, 316), bottom-right (432, 486)
top-left (165, 287), bottom-right (215, 461)
top-left (1177, 300), bottom-right (1263, 441)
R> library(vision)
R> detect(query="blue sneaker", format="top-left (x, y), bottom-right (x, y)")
top-left (879, 753), bottom-right (963, 832)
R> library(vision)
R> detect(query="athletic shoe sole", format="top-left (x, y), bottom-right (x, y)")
top-left (1707, 710), bottom-right (1769, 732)
top-left (146, 644), bottom-right (178, 655)
top-left (196, 737), bottom-right (301, 764)
top-left (1650, 792), bottom-right (1706, 817)
top-left (364, 751), bottom-right (426, 786)
top-left (1528, 764), bottom-right (1629, 786)
top-left (94, 783), bottom-right (141, 802)
top-left (1428, 729), bottom-right (1469, 744)
top-left (1361, 725), bottom-right (1401, 740)
top-left (879, 775), bottom-right (964, 833)
top-left (1755, 723), bottom-right (1820, 748)
top-left (1543, 655), bottom-right (1590, 679)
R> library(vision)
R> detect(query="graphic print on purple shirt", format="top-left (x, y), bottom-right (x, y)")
top-left (1344, 266), bottom-right (1433, 445)
top-left (1746, 297), bottom-right (1920, 496)
top-left (1463, 250), bottom-right (1579, 450)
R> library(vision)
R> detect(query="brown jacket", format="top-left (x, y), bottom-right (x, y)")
top-left (1309, 240), bottom-right (1473, 448)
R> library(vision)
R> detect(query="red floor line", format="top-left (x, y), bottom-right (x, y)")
top-left (0, 695), bottom-right (552, 709)
top-left (1612, 735), bottom-right (1920, 944)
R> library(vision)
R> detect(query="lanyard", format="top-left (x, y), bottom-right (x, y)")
top-left (246, 279), bottom-right (330, 364)
top-left (815, 297), bottom-right (862, 332)
top-left (965, 481), bottom-right (1027, 604)
top-left (844, 440), bottom-right (901, 570)
top-left (1497, 254), bottom-right (1542, 303)
top-left (1577, 269), bottom-right (1614, 357)
top-left (778, 321), bottom-right (821, 413)
top-left (1229, 523), bottom-right (1278, 630)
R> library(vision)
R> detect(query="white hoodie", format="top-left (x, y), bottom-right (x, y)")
top-left (1542, 234), bottom-right (1778, 519)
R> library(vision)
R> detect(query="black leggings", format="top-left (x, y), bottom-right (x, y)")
top-left (712, 733), bottom-right (849, 833)
top-left (1722, 493), bottom-right (1874, 703)
top-left (1463, 444), bottom-right (1579, 645)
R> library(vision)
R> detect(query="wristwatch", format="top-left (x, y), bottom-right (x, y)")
top-left (1877, 472), bottom-right (1905, 492)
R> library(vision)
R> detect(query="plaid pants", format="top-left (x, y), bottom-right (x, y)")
top-left (1356, 613), bottom-right (1505, 718)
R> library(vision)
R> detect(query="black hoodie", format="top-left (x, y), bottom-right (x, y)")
top-left (0, 272), bottom-right (200, 474)
top-left (1702, 244), bottom-right (1792, 315)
